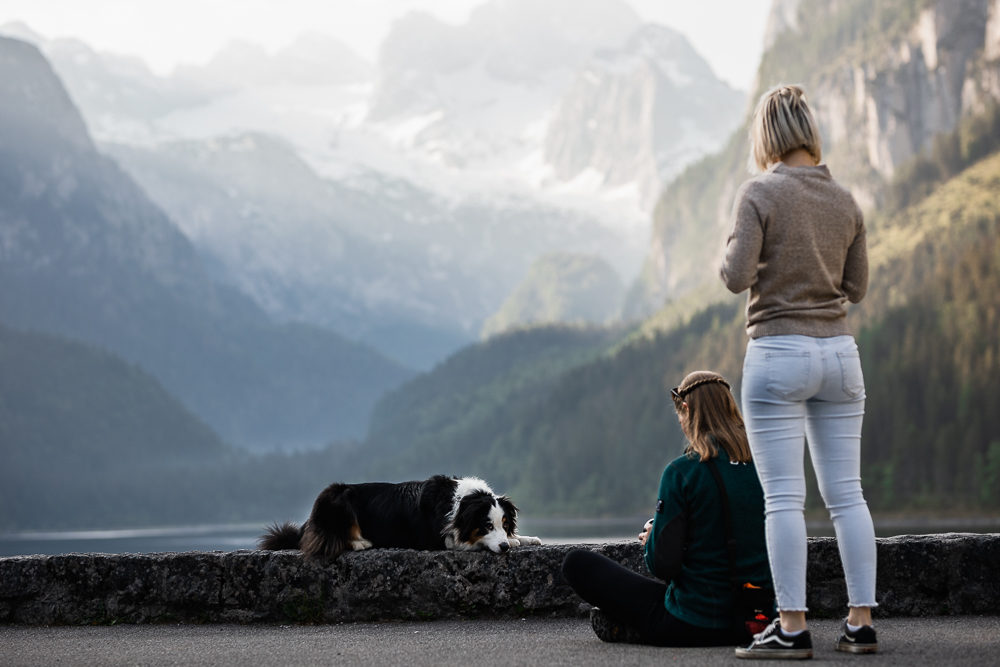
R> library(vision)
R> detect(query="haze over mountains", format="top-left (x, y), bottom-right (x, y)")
top-left (0, 0), bottom-right (743, 366)
top-left (0, 37), bottom-right (411, 452)
top-left (3, 0), bottom-right (1000, 531)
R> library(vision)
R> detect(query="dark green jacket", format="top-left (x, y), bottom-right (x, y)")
top-left (643, 447), bottom-right (772, 628)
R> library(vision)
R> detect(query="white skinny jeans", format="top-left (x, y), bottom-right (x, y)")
top-left (741, 334), bottom-right (877, 611)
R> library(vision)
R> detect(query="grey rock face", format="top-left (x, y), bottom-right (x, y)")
top-left (544, 25), bottom-right (744, 209)
top-left (369, 0), bottom-right (641, 121)
top-left (2, 535), bottom-right (998, 625)
top-left (627, 0), bottom-right (1000, 320)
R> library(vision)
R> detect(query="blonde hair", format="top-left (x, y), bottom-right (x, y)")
top-left (749, 84), bottom-right (822, 173)
top-left (672, 371), bottom-right (752, 463)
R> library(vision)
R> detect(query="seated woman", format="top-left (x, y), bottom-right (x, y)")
top-left (561, 370), bottom-right (773, 647)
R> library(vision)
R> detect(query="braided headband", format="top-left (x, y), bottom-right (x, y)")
top-left (675, 376), bottom-right (731, 399)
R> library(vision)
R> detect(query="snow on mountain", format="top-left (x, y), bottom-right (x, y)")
top-left (544, 25), bottom-right (746, 208)
top-left (366, 0), bottom-right (642, 176)
top-left (0, 1), bottom-right (747, 363)
top-left (104, 133), bottom-right (643, 369)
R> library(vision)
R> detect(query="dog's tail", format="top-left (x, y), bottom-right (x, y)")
top-left (258, 521), bottom-right (304, 551)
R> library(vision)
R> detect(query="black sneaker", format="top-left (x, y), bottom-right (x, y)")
top-left (735, 618), bottom-right (813, 659)
top-left (836, 620), bottom-right (878, 653)
top-left (589, 607), bottom-right (641, 644)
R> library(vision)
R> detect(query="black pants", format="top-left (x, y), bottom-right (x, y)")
top-left (561, 549), bottom-right (743, 647)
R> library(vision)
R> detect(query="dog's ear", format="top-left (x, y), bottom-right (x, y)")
top-left (497, 495), bottom-right (518, 536)
top-left (453, 491), bottom-right (493, 543)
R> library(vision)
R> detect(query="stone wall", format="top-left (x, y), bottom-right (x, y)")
top-left (1, 534), bottom-right (998, 625)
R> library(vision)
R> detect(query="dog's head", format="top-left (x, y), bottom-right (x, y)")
top-left (446, 487), bottom-right (519, 553)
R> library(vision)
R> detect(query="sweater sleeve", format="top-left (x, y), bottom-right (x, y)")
top-left (720, 182), bottom-right (765, 294)
top-left (643, 464), bottom-right (688, 581)
top-left (841, 213), bottom-right (868, 304)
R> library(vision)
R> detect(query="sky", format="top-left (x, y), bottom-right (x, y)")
top-left (0, 0), bottom-right (773, 91)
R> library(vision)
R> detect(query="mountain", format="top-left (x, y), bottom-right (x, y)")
top-left (0, 36), bottom-right (412, 451)
top-left (626, 0), bottom-right (998, 320)
top-left (361, 142), bottom-right (1000, 515)
top-left (104, 133), bottom-right (642, 368)
top-left (0, 21), bottom-right (207, 141)
top-left (0, 323), bottom-right (227, 471)
top-left (0, 22), bottom-right (373, 143)
top-left (0, 323), bottom-right (223, 529)
top-left (363, 324), bottom-right (628, 486)
top-left (370, 0), bottom-right (641, 121)
top-left (480, 253), bottom-right (624, 338)
top-left (0, 321), bottom-right (377, 531)
top-left (544, 25), bottom-right (745, 208)
top-left (356, 0), bottom-right (1000, 517)
top-left (172, 33), bottom-right (373, 90)
top-left (0, 14), bottom-right (656, 358)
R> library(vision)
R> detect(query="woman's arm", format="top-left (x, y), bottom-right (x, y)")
top-left (643, 464), bottom-right (689, 581)
top-left (841, 220), bottom-right (868, 303)
top-left (644, 512), bottom-right (687, 581)
top-left (720, 183), bottom-right (765, 294)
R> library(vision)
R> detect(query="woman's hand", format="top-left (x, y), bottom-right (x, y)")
top-left (638, 519), bottom-right (654, 546)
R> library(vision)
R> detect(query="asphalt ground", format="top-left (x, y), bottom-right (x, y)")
top-left (2, 616), bottom-right (999, 666)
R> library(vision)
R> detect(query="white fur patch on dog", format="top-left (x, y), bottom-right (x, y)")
top-left (476, 503), bottom-right (509, 553)
top-left (446, 476), bottom-right (494, 524)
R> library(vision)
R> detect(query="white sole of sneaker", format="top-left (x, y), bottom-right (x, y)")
top-left (836, 641), bottom-right (878, 654)
top-left (735, 647), bottom-right (814, 659)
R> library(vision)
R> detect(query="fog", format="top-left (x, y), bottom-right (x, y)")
top-left (0, 1), bottom-right (771, 89)
top-left (0, 0), bottom-right (773, 536)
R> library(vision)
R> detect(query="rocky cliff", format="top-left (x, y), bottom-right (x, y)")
top-left (544, 25), bottom-right (745, 209)
top-left (627, 0), bottom-right (1000, 319)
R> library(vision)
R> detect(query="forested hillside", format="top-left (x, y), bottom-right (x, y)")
top-left (0, 324), bottom-right (366, 530)
top-left (365, 325), bottom-right (627, 484)
top-left (363, 138), bottom-right (1000, 517)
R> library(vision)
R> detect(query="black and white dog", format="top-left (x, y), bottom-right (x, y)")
top-left (259, 475), bottom-right (541, 558)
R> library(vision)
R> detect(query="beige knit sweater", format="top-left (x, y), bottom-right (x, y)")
top-left (720, 163), bottom-right (868, 339)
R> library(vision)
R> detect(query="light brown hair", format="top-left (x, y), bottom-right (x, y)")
top-left (672, 371), bottom-right (752, 463)
top-left (749, 84), bottom-right (822, 173)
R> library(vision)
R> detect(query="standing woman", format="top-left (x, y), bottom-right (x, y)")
top-left (721, 85), bottom-right (878, 659)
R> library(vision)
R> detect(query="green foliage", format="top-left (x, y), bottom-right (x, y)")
top-left (886, 102), bottom-right (1000, 213)
top-left (758, 0), bottom-right (933, 93)
top-left (365, 324), bottom-right (628, 484)
top-left (366, 147), bottom-right (1000, 517)
top-left (856, 155), bottom-right (1000, 509)
top-left (368, 302), bottom-right (748, 515)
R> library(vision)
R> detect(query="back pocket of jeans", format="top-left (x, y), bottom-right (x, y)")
top-left (838, 350), bottom-right (865, 398)
top-left (765, 351), bottom-right (811, 400)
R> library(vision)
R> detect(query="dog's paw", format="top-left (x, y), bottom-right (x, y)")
top-left (510, 534), bottom-right (542, 547)
top-left (350, 538), bottom-right (373, 551)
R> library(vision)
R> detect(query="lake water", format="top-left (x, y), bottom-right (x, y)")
top-left (2, 516), bottom-right (998, 558)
